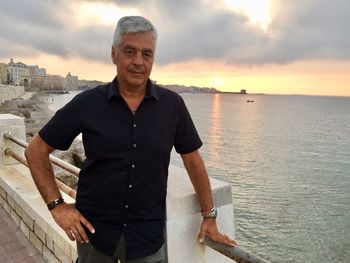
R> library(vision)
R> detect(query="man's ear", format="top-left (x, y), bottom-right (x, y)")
top-left (111, 46), bottom-right (117, 65)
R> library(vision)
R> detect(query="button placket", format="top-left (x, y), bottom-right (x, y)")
top-left (124, 118), bottom-right (137, 227)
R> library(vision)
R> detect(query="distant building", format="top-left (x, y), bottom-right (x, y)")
top-left (64, 72), bottom-right (79, 90)
top-left (7, 58), bottom-right (30, 84)
top-left (240, 89), bottom-right (247, 94)
top-left (27, 65), bottom-right (46, 76)
top-left (21, 74), bottom-right (66, 93)
top-left (0, 63), bottom-right (8, 84)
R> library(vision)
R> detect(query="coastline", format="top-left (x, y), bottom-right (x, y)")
top-left (0, 91), bottom-right (54, 140)
top-left (0, 91), bottom-right (80, 189)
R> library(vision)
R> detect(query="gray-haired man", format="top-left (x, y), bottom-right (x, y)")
top-left (25, 16), bottom-right (237, 263)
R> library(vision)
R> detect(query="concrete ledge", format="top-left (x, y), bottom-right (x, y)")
top-left (166, 164), bottom-right (235, 262)
top-left (0, 162), bottom-right (236, 263)
top-left (0, 163), bottom-right (77, 263)
top-left (0, 114), bottom-right (26, 165)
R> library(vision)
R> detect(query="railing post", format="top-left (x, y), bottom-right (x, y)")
top-left (0, 114), bottom-right (26, 165)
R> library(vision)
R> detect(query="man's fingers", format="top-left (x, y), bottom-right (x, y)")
top-left (70, 212), bottom-right (94, 243)
top-left (79, 215), bottom-right (95, 234)
top-left (222, 236), bottom-right (237, 247)
top-left (52, 203), bottom-right (95, 243)
top-left (198, 227), bottom-right (206, 243)
top-left (71, 228), bottom-right (83, 243)
top-left (211, 232), bottom-right (238, 247)
top-left (65, 229), bottom-right (76, 241)
top-left (75, 224), bottom-right (90, 243)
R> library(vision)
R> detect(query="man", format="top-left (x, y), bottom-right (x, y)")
top-left (25, 16), bottom-right (236, 263)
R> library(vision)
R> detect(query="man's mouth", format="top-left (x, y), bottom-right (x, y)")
top-left (129, 69), bottom-right (144, 74)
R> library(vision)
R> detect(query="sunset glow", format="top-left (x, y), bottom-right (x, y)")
top-left (76, 2), bottom-right (140, 26)
top-left (1, 0), bottom-right (349, 97)
top-left (223, 0), bottom-right (273, 30)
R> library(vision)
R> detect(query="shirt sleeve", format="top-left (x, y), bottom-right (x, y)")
top-left (174, 97), bottom-right (203, 154)
top-left (39, 94), bottom-right (83, 151)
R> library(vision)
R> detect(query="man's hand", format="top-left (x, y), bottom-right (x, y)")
top-left (198, 218), bottom-right (237, 247)
top-left (50, 202), bottom-right (95, 243)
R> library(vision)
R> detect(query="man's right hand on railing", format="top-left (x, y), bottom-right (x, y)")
top-left (50, 202), bottom-right (95, 244)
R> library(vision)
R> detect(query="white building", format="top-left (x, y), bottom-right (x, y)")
top-left (7, 58), bottom-right (30, 85)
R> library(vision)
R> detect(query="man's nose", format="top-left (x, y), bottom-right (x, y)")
top-left (132, 52), bottom-right (143, 65)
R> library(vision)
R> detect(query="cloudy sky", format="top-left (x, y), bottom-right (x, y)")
top-left (1, 0), bottom-right (349, 96)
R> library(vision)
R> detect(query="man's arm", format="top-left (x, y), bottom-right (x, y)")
top-left (25, 134), bottom-right (95, 243)
top-left (181, 150), bottom-right (237, 247)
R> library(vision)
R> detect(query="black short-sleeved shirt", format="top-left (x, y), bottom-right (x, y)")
top-left (39, 76), bottom-right (202, 260)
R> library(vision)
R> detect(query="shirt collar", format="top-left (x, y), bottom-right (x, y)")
top-left (106, 76), bottom-right (159, 101)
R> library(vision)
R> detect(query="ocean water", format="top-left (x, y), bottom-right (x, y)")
top-left (46, 91), bottom-right (350, 263)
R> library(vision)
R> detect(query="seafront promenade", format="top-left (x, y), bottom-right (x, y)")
top-left (0, 207), bottom-right (45, 262)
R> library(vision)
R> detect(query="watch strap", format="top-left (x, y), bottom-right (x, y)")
top-left (201, 207), bottom-right (217, 218)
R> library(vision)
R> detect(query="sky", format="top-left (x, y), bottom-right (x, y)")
top-left (0, 0), bottom-right (349, 96)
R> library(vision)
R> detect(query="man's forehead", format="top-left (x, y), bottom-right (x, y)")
top-left (119, 32), bottom-right (156, 47)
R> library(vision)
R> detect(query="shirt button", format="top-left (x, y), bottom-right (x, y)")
top-left (133, 123), bottom-right (137, 128)
top-left (131, 164), bottom-right (135, 168)
top-left (125, 204), bottom-right (129, 209)
top-left (133, 144), bottom-right (137, 148)
top-left (123, 223), bottom-right (127, 227)
top-left (128, 184), bottom-right (133, 188)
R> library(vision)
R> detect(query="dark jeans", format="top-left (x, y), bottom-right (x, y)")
top-left (77, 235), bottom-right (165, 263)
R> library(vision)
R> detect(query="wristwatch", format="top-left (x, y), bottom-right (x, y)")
top-left (201, 207), bottom-right (217, 219)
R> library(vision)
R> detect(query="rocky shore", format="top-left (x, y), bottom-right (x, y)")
top-left (0, 92), bottom-right (51, 138)
top-left (0, 92), bottom-right (83, 189)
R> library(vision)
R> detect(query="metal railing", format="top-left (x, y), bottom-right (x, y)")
top-left (3, 131), bottom-right (272, 263)
top-left (3, 131), bottom-right (78, 199)
top-left (204, 237), bottom-right (271, 263)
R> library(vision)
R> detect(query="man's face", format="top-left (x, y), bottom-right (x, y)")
top-left (112, 32), bottom-right (155, 88)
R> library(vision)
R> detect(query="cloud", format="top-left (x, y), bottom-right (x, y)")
top-left (260, 0), bottom-right (350, 63)
top-left (0, 0), bottom-right (349, 66)
top-left (0, 0), bottom-right (113, 62)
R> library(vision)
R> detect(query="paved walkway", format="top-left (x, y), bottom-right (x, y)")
top-left (0, 207), bottom-right (45, 263)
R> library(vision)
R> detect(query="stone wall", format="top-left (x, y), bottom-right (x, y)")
top-left (0, 114), bottom-right (76, 263)
top-left (0, 165), bottom-right (77, 263)
top-left (22, 75), bottom-right (66, 93)
top-left (0, 85), bottom-right (25, 104)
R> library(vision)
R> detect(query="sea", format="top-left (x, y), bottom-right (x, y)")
top-left (45, 91), bottom-right (350, 263)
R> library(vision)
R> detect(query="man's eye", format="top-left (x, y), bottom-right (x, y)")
top-left (144, 53), bottom-right (153, 59)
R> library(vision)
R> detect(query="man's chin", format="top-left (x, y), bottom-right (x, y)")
top-left (127, 78), bottom-right (147, 87)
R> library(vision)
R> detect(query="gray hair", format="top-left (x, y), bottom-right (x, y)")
top-left (112, 16), bottom-right (158, 47)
